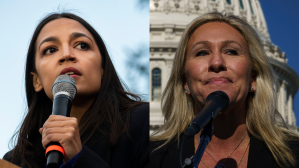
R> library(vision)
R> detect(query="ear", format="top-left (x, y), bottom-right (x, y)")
top-left (31, 72), bottom-right (43, 92)
top-left (183, 75), bottom-right (191, 95)
top-left (249, 71), bottom-right (257, 92)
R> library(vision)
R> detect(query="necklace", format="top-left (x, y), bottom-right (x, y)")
top-left (195, 132), bottom-right (249, 168)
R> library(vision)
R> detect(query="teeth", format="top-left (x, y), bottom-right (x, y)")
top-left (64, 72), bottom-right (75, 75)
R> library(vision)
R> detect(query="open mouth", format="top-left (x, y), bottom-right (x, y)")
top-left (64, 72), bottom-right (80, 78)
top-left (60, 67), bottom-right (81, 79)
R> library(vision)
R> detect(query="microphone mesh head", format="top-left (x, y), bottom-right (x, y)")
top-left (52, 75), bottom-right (77, 100)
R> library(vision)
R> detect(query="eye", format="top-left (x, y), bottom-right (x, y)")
top-left (42, 47), bottom-right (57, 55)
top-left (226, 49), bottom-right (238, 55)
top-left (196, 50), bottom-right (209, 57)
top-left (75, 42), bottom-right (90, 50)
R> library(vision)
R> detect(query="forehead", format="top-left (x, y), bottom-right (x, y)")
top-left (189, 22), bottom-right (248, 48)
top-left (36, 18), bottom-right (94, 45)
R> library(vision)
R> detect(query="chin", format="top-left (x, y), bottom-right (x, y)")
top-left (204, 88), bottom-right (229, 96)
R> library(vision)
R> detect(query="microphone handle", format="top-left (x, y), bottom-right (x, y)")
top-left (52, 94), bottom-right (72, 116)
top-left (46, 94), bottom-right (72, 168)
top-left (46, 142), bottom-right (64, 168)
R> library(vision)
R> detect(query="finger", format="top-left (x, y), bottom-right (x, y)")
top-left (42, 127), bottom-right (76, 139)
top-left (42, 132), bottom-right (76, 149)
top-left (43, 118), bottom-right (78, 129)
top-left (47, 115), bottom-right (69, 122)
top-left (39, 127), bottom-right (43, 134)
top-left (42, 133), bottom-right (65, 149)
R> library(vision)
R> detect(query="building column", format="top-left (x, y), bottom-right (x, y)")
top-left (278, 81), bottom-right (287, 121)
top-left (288, 93), bottom-right (295, 126)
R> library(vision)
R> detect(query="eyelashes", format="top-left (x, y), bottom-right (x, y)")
top-left (196, 50), bottom-right (209, 56)
top-left (41, 42), bottom-right (91, 56)
top-left (225, 49), bottom-right (238, 55)
top-left (195, 49), bottom-right (239, 57)
top-left (42, 46), bottom-right (57, 55)
top-left (74, 42), bottom-right (90, 50)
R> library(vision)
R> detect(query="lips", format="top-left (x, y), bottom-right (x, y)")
top-left (205, 78), bottom-right (231, 85)
top-left (60, 67), bottom-right (82, 78)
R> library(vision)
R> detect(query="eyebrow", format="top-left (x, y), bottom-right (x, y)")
top-left (222, 40), bottom-right (244, 51)
top-left (39, 36), bottom-right (59, 50)
top-left (190, 41), bottom-right (209, 51)
top-left (38, 32), bottom-right (93, 50)
top-left (70, 32), bottom-right (93, 44)
top-left (190, 40), bottom-right (244, 52)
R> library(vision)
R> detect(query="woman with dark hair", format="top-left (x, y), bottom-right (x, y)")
top-left (3, 13), bottom-right (149, 168)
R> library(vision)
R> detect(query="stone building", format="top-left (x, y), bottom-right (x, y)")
top-left (149, 0), bottom-right (299, 132)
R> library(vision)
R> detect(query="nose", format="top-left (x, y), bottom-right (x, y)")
top-left (208, 52), bottom-right (227, 73)
top-left (59, 46), bottom-right (76, 63)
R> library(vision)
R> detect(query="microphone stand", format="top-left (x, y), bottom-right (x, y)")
top-left (180, 91), bottom-right (229, 168)
top-left (192, 119), bottom-right (214, 168)
top-left (180, 120), bottom-right (214, 168)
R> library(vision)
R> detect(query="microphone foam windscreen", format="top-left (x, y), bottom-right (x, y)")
top-left (52, 75), bottom-right (77, 100)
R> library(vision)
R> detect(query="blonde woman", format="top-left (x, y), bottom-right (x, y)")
top-left (150, 12), bottom-right (299, 168)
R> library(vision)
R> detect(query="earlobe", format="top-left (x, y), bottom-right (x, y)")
top-left (249, 71), bottom-right (257, 92)
top-left (184, 83), bottom-right (190, 95)
top-left (183, 74), bottom-right (190, 95)
top-left (31, 72), bottom-right (43, 92)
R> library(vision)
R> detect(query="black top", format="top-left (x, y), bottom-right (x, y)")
top-left (149, 134), bottom-right (299, 168)
top-left (3, 104), bottom-right (149, 168)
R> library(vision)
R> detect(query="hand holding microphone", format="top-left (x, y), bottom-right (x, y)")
top-left (39, 75), bottom-right (81, 167)
top-left (39, 115), bottom-right (82, 163)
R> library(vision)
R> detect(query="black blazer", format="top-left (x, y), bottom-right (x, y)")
top-left (149, 135), bottom-right (299, 168)
top-left (3, 104), bottom-right (149, 168)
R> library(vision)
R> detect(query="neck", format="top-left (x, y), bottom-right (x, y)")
top-left (70, 95), bottom-right (96, 123)
top-left (195, 101), bottom-right (249, 152)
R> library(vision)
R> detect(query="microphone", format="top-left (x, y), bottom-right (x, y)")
top-left (184, 91), bottom-right (229, 138)
top-left (45, 75), bottom-right (77, 168)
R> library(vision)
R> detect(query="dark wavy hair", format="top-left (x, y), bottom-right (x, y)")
top-left (10, 12), bottom-right (146, 168)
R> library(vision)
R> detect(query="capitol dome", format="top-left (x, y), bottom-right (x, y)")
top-left (149, 0), bottom-right (299, 132)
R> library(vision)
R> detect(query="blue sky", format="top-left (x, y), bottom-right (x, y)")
top-left (259, 0), bottom-right (299, 125)
top-left (0, 0), bottom-right (148, 158)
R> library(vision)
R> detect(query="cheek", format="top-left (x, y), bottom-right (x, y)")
top-left (185, 60), bottom-right (206, 104)
top-left (36, 59), bottom-right (56, 100)
top-left (185, 59), bottom-right (205, 81)
top-left (230, 60), bottom-right (252, 90)
top-left (84, 60), bottom-right (103, 92)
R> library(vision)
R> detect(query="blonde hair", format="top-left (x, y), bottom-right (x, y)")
top-left (151, 12), bottom-right (299, 167)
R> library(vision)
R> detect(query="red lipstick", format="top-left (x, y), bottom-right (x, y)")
top-left (60, 67), bottom-right (81, 79)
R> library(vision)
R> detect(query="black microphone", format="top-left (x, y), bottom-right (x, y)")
top-left (184, 91), bottom-right (229, 138)
top-left (46, 75), bottom-right (77, 168)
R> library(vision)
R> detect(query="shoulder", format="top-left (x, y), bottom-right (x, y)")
top-left (129, 103), bottom-right (149, 131)
top-left (149, 140), bottom-right (174, 168)
top-left (130, 103), bottom-right (149, 118)
top-left (149, 136), bottom-right (194, 168)
top-left (150, 140), bottom-right (174, 157)
top-left (248, 136), bottom-right (299, 167)
top-left (3, 150), bottom-right (13, 161)
top-left (288, 138), bottom-right (299, 163)
top-left (2, 150), bottom-right (21, 167)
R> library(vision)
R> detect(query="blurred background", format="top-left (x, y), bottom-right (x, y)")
top-left (0, 0), bottom-right (149, 158)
